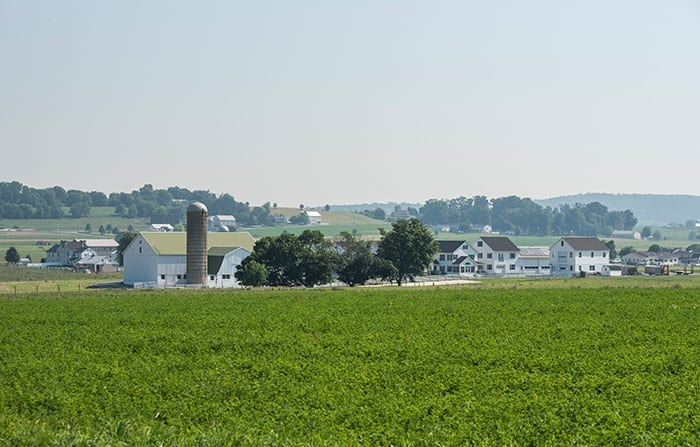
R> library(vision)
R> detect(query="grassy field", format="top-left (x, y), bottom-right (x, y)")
top-left (0, 282), bottom-right (697, 445)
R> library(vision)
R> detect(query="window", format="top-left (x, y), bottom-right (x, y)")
top-left (591, 252), bottom-right (594, 258)
top-left (510, 253), bottom-right (516, 259)
top-left (222, 274), bottom-right (231, 279)
top-left (569, 252), bottom-right (573, 258)
top-left (561, 241), bottom-right (564, 247)
top-left (579, 252), bottom-right (582, 258)
top-left (509, 264), bottom-right (516, 270)
top-left (603, 252), bottom-right (607, 258)
top-left (160, 274), bottom-right (165, 280)
top-left (497, 254), bottom-right (504, 261)
top-left (477, 241), bottom-right (483, 247)
top-left (439, 254), bottom-right (445, 261)
top-left (477, 253), bottom-right (483, 259)
top-left (210, 275), bottom-right (215, 280)
top-left (487, 253), bottom-right (493, 259)
top-left (176, 274), bottom-right (182, 280)
top-left (487, 265), bottom-right (493, 270)
top-left (589, 265), bottom-right (596, 271)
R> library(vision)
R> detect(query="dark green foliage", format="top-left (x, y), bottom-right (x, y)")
top-left (419, 196), bottom-right (637, 236)
top-left (335, 231), bottom-right (385, 286)
top-left (0, 287), bottom-right (697, 445)
top-left (4, 246), bottom-right (20, 263)
top-left (237, 230), bottom-right (340, 287)
top-left (377, 218), bottom-right (438, 286)
top-left (234, 259), bottom-right (268, 287)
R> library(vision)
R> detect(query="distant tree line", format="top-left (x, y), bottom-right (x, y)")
top-left (0, 182), bottom-right (274, 226)
top-left (419, 195), bottom-right (638, 236)
top-left (1, 182), bottom-right (638, 237)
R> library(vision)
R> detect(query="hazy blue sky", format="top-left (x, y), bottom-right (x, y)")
top-left (2, 1), bottom-right (699, 206)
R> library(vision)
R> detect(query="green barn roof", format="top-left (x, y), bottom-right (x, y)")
top-left (140, 232), bottom-right (256, 255)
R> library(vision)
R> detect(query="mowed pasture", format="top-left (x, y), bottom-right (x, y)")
top-left (0, 284), bottom-right (697, 446)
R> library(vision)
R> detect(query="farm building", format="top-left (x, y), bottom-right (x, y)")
top-left (473, 236), bottom-right (520, 275)
top-left (303, 211), bottom-right (322, 225)
top-left (123, 231), bottom-right (255, 288)
top-left (149, 223), bottom-right (174, 232)
top-left (612, 230), bottom-right (641, 240)
top-left (550, 237), bottom-right (610, 276)
top-left (208, 215), bottom-right (237, 232)
top-left (430, 240), bottom-right (477, 276)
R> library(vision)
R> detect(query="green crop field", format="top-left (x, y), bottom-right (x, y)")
top-left (0, 283), bottom-right (697, 446)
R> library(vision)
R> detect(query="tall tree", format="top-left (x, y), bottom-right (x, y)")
top-left (335, 231), bottom-right (385, 286)
top-left (4, 247), bottom-right (20, 263)
top-left (377, 218), bottom-right (438, 286)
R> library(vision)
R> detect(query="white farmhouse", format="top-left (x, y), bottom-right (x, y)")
top-left (123, 231), bottom-right (255, 288)
top-left (550, 237), bottom-right (610, 276)
top-left (515, 247), bottom-right (551, 276)
top-left (430, 240), bottom-right (477, 276)
top-left (473, 236), bottom-right (520, 275)
top-left (45, 239), bottom-right (120, 271)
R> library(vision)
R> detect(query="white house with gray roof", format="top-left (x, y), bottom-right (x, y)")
top-left (430, 240), bottom-right (477, 276)
top-left (473, 236), bottom-right (520, 275)
top-left (550, 237), bottom-right (610, 276)
top-left (123, 231), bottom-right (255, 287)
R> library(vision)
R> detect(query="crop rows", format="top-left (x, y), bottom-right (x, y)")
top-left (0, 287), bottom-right (698, 446)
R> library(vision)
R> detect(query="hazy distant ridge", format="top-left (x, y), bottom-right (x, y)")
top-left (535, 193), bottom-right (700, 226)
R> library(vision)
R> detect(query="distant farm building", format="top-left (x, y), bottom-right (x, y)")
top-left (45, 239), bottom-right (120, 272)
top-left (208, 215), bottom-right (237, 232)
top-left (149, 223), bottom-right (174, 232)
top-left (612, 230), bottom-right (641, 240)
top-left (303, 210), bottom-right (322, 225)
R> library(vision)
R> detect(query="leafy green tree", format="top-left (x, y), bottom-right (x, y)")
top-left (98, 225), bottom-right (106, 235)
top-left (652, 230), bottom-right (662, 240)
top-left (235, 259), bottom-right (268, 287)
top-left (246, 233), bottom-right (303, 287)
top-left (297, 230), bottom-right (340, 287)
top-left (4, 247), bottom-right (20, 263)
top-left (641, 226), bottom-right (652, 239)
top-left (70, 201), bottom-right (90, 218)
top-left (84, 223), bottom-right (92, 233)
top-left (377, 218), bottom-right (438, 286)
top-left (648, 244), bottom-right (662, 253)
top-left (290, 212), bottom-right (309, 225)
top-left (335, 232), bottom-right (382, 286)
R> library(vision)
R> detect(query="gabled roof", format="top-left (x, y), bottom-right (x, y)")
top-left (560, 237), bottom-right (609, 251)
top-left (139, 232), bottom-right (256, 255)
top-left (437, 240), bottom-right (466, 253)
top-left (452, 256), bottom-right (475, 266)
top-left (479, 236), bottom-right (519, 252)
top-left (207, 247), bottom-right (250, 274)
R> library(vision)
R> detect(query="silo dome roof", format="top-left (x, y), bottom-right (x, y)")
top-left (187, 202), bottom-right (208, 213)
